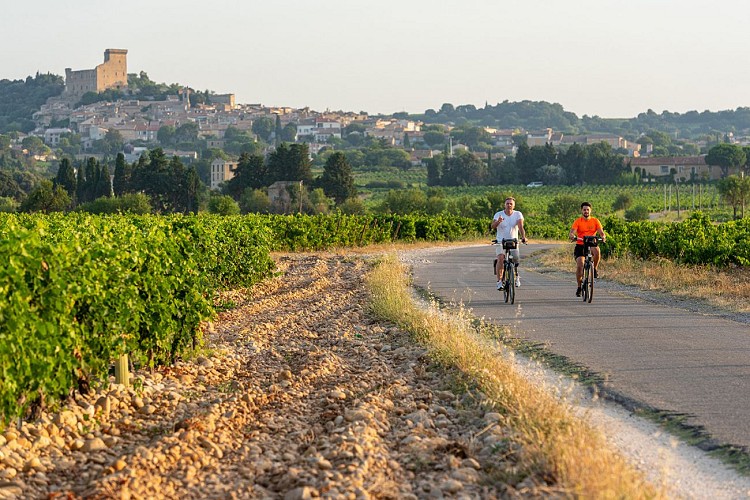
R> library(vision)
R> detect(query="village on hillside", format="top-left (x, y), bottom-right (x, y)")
top-left (17, 48), bottom-right (744, 191)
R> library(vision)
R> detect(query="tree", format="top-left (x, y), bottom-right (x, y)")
top-left (267, 143), bottom-right (312, 185)
top-left (274, 115), bottom-right (283, 147)
top-left (282, 122), bottom-right (298, 142)
top-left (717, 174), bottom-right (750, 219)
top-left (240, 188), bottom-right (271, 214)
top-left (0, 196), bottom-right (18, 212)
top-left (75, 161), bottom-right (87, 203)
top-left (75, 157), bottom-right (99, 204)
top-left (426, 155), bottom-right (444, 186)
top-left (19, 180), bottom-right (70, 213)
top-left (224, 153), bottom-right (267, 199)
top-left (423, 131), bottom-right (446, 147)
top-left (94, 164), bottom-right (112, 199)
top-left (624, 205), bottom-right (650, 221)
top-left (100, 129), bottom-right (124, 155)
top-left (612, 193), bottom-right (634, 211)
top-left (706, 143), bottom-right (746, 178)
top-left (54, 158), bottom-right (77, 198)
top-left (0, 171), bottom-right (23, 199)
top-left (252, 116), bottom-right (275, 142)
top-left (560, 143), bottom-right (585, 184)
top-left (318, 152), bottom-right (356, 204)
top-left (78, 192), bottom-right (152, 214)
top-left (157, 125), bottom-right (176, 145)
top-left (21, 136), bottom-right (49, 156)
top-left (440, 151), bottom-right (488, 186)
top-left (547, 195), bottom-right (579, 220)
top-left (536, 164), bottom-right (565, 185)
top-left (174, 122), bottom-right (199, 146)
top-left (208, 195), bottom-right (241, 215)
top-left (515, 142), bottom-right (534, 184)
top-left (112, 152), bottom-right (131, 196)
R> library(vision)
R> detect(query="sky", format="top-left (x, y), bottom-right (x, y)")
top-left (3, 0), bottom-right (750, 119)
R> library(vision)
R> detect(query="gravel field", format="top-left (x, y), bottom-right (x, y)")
top-left (0, 249), bottom-right (748, 499)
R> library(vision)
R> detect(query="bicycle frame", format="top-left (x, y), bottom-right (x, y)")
top-left (580, 236), bottom-right (601, 303)
top-left (493, 239), bottom-right (518, 304)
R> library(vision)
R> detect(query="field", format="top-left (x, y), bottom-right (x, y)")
top-left (360, 182), bottom-right (730, 219)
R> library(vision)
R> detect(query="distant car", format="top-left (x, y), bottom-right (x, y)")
top-left (526, 181), bottom-right (544, 187)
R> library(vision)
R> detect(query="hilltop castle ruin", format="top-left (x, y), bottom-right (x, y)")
top-left (64, 49), bottom-right (128, 97)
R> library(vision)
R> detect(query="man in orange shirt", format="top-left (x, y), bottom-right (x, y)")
top-left (569, 201), bottom-right (607, 297)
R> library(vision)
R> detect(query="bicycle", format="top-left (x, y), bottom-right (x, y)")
top-left (580, 236), bottom-right (603, 303)
top-left (493, 238), bottom-right (520, 304)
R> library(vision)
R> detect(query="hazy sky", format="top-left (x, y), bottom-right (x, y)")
top-left (4, 0), bottom-right (749, 118)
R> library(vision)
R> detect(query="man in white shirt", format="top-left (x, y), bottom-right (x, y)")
top-left (491, 197), bottom-right (527, 290)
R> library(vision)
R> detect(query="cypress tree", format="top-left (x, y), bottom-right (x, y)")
top-left (319, 152), bottom-right (356, 204)
top-left (55, 158), bottom-right (77, 198)
top-left (112, 152), bottom-right (131, 196)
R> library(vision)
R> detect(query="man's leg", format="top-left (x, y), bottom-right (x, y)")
top-left (496, 254), bottom-right (506, 282)
top-left (592, 247), bottom-right (601, 277)
top-left (576, 256), bottom-right (584, 286)
top-left (513, 249), bottom-right (521, 286)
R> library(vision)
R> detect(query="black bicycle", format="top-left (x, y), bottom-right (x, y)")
top-left (580, 236), bottom-right (603, 303)
top-left (493, 238), bottom-right (520, 304)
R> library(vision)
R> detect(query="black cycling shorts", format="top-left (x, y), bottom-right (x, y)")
top-left (573, 244), bottom-right (586, 259)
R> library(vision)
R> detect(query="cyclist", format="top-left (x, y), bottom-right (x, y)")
top-left (569, 201), bottom-right (607, 297)
top-left (491, 197), bottom-right (527, 290)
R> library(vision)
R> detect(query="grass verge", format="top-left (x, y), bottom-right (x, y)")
top-left (367, 254), bottom-right (661, 498)
top-left (538, 245), bottom-right (750, 314)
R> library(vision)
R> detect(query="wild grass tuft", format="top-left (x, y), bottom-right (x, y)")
top-left (367, 254), bottom-right (662, 498)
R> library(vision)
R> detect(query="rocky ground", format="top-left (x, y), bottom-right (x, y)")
top-left (0, 253), bottom-right (556, 499)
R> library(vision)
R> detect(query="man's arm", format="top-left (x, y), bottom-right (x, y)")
top-left (491, 215), bottom-right (503, 230)
top-left (518, 218), bottom-right (527, 242)
top-left (569, 224), bottom-right (578, 242)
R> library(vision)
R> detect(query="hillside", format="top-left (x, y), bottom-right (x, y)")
top-left (0, 73), bottom-right (64, 133)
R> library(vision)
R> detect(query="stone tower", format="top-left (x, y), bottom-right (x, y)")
top-left (64, 49), bottom-right (128, 97)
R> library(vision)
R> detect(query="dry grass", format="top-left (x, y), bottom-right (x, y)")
top-left (539, 246), bottom-right (750, 314)
top-left (367, 255), bottom-right (662, 498)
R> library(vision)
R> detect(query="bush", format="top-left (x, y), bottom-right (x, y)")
top-left (79, 193), bottom-right (152, 214)
top-left (208, 195), bottom-right (241, 215)
top-left (338, 197), bottom-right (367, 215)
top-left (547, 195), bottom-right (580, 220)
top-left (0, 196), bottom-right (18, 212)
top-left (612, 193), bottom-right (633, 211)
top-left (624, 205), bottom-right (650, 222)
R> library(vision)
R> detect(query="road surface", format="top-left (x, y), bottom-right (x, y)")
top-left (409, 243), bottom-right (750, 452)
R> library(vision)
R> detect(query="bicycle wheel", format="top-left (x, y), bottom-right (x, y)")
top-left (506, 265), bottom-right (515, 304)
top-left (581, 263), bottom-right (590, 302)
top-left (587, 263), bottom-right (594, 303)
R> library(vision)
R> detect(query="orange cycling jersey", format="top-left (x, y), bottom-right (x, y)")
top-left (571, 217), bottom-right (602, 244)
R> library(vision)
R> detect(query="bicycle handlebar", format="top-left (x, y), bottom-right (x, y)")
top-left (491, 238), bottom-right (527, 245)
top-left (570, 236), bottom-right (605, 244)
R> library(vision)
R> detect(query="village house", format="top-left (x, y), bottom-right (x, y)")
top-left (43, 128), bottom-right (72, 146)
top-left (628, 156), bottom-right (734, 182)
top-left (210, 158), bottom-right (238, 190)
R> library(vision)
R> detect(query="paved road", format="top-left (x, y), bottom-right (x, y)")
top-left (410, 243), bottom-right (750, 452)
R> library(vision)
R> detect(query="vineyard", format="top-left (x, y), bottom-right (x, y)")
top-left (1, 210), bottom-right (747, 426)
top-left (363, 183), bottom-right (727, 217)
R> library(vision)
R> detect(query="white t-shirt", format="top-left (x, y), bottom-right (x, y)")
top-left (493, 210), bottom-right (524, 241)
